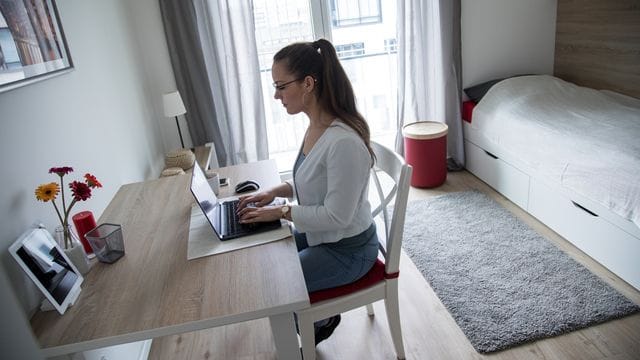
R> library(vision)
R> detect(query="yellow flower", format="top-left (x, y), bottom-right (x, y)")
top-left (35, 182), bottom-right (60, 202)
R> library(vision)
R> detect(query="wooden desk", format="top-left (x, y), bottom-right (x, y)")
top-left (31, 160), bottom-right (309, 359)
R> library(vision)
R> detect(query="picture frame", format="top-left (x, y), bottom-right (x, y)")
top-left (9, 227), bottom-right (83, 315)
top-left (0, 0), bottom-right (73, 93)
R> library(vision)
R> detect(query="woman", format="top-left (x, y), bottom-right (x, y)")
top-left (237, 39), bottom-right (378, 345)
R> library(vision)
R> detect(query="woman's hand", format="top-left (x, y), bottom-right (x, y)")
top-left (237, 205), bottom-right (282, 224)
top-left (237, 190), bottom-right (276, 210)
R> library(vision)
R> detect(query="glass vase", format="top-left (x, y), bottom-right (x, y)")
top-left (54, 225), bottom-right (90, 275)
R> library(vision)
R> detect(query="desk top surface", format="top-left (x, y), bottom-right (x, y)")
top-left (31, 160), bottom-right (309, 356)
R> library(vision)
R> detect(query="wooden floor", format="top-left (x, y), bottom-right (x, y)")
top-left (148, 170), bottom-right (640, 360)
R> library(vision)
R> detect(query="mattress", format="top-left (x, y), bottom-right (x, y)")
top-left (471, 75), bottom-right (640, 227)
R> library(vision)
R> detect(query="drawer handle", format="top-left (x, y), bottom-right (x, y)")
top-left (484, 150), bottom-right (498, 159)
top-left (571, 201), bottom-right (599, 217)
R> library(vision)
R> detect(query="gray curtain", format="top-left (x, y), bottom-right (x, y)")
top-left (158, 0), bottom-right (228, 166)
top-left (396, 0), bottom-right (464, 167)
top-left (193, 0), bottom-right (268, 165)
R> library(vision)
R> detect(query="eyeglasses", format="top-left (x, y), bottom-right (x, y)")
top-left (272, 78), bottom-right (303, 91)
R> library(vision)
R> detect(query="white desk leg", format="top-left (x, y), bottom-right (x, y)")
top-left (269, 312), bottom-right (301, 360)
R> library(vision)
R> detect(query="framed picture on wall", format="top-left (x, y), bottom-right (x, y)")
top-left (0, 0), bottom-right (73, 94)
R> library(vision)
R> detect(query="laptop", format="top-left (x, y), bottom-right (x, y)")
top-left (190, 164), bottom-right (282, 240)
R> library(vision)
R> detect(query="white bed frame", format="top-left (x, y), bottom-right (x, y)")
top-left (463, 121), bottom-right (640, 291)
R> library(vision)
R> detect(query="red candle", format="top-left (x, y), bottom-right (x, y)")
top-left (72, 211), bottom-right (97, 255)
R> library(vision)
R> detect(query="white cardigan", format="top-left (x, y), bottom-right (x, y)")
top-left (286, 120), bottom-right (373, 247)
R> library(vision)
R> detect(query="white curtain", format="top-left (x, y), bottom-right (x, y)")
top-left (193, 0), bottom-right (268, 164)
top-left (396, 0), bottom-right (464, 167)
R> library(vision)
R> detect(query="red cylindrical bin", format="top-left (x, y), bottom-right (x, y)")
top-left (402, 121), bottom-right (448, 188)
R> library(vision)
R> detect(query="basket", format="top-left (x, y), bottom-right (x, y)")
top-left (165, 149), bottom-right (195, 170)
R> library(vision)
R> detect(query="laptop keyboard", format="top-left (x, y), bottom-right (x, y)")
top-left (222, 200), bottom-right (255, 237)
top-left (218, 200), bottom-right (282, 240)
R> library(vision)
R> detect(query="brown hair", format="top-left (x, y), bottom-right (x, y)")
top-left (273, 39), bottom-right (375, 164)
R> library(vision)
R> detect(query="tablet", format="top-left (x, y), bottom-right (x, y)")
top-left (9, 227), bottom-right (83, 314)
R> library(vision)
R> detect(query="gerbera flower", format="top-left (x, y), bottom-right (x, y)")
top-left (69, 181), bottom-right (92, 201)
top-left (84, 173), bottom-right (102, 188)
top-left (49, 166), bottom-right (74, 176)
top-left (35, 182), bottom-right (60, 202)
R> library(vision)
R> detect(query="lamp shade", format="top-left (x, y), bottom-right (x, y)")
top-left (162, 91), bottom-right (186, 117)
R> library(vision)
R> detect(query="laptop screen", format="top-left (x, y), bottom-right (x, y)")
top-left (190, 164), bottom-right (223, 237)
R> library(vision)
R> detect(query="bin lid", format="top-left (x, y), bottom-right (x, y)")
top-left (402, 121), bottom-right (448, 140)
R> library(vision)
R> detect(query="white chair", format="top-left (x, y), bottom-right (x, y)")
top-left (296, 141), bottom-right (413, 359)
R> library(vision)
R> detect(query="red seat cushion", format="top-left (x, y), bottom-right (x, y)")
top-left (309, 259), bottom-right (393, 304)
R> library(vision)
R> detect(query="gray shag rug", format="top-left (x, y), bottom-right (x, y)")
top-left (401, 191), bottom-right (640, 353)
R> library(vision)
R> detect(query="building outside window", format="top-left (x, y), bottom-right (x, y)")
top-left (330, 0), bottom-right (382, 27)
top-left (335, 42), bottom-right (365, 58)
top-left (384, 38), bottom-right (397, 53)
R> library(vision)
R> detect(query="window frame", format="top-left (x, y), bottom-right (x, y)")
top-left (329, 0), bottom-right (383, 28)
top-left (310, 0), bottom-right (333, 40)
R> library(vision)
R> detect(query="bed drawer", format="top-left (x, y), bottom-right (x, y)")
top-left (528, 179), bottom-right (640, 290)
top-left (464, 140), bottom-right (529, 210)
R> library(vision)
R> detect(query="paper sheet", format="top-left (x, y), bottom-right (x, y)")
top-left (187, 204), bottom-right (292, 260)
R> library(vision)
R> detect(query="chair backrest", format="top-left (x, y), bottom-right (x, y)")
top-left (370, 141), bottom-right (412, 275)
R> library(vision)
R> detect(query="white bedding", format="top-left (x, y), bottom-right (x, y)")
top-left (472, 75), bottom-right (640, 227)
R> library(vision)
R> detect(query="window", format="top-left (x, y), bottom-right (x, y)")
top-left (335, 42), bottom-right (364, 58)
top-left (253, 0), bottom-right (397, 172)
top-left (330, 0), bottom-right (382, 27)
top-left (384, 38), bottom-right (397, 53)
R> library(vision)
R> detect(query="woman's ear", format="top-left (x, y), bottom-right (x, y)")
top-left (304, 76), bottom-right (316, 92)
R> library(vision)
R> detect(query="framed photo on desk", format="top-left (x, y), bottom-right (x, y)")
top-left (9, 228), bottom-right (83, 315)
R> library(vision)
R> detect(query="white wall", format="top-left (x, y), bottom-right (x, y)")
top-left (0, 270), bottom-right (43, 359)
top-left (0, 0), bottom-right (178, 354)
top-left (461, 0), bottom-right (557, 88)
top-left (123, 0), bottom-right (194, 151)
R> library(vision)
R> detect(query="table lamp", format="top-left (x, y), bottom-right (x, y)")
top-left (162, 91), bottom-right (187, 148)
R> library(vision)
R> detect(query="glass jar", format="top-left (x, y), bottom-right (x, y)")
top-left (54, 224), bottom-right (81, 250)
top-left (54, 225), bottom-right (90, 275)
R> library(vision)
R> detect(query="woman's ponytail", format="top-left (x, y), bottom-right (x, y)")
top-left (313, 39), bottom-right (375, 165)
top-left (274, 39), bottom-right (376, 165)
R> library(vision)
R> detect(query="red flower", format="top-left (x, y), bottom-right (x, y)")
top-left (49, 166), bottom-right (74, 176)
top-left (69, 181), bottom-right (92, 201)
top-left (84, 173), bottom-right (103, 188)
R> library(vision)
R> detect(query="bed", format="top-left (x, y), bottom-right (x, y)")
top-left (462, 75), bottom-right (640, 290)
